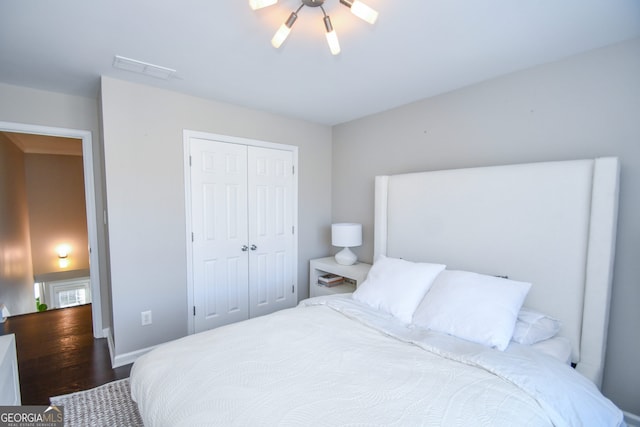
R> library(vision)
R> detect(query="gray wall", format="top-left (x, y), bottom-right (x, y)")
top-left (332, 37), bottom-right (640, 414)
top-left (99, 77), bottom-right (332, 357)
top-left (0, 83), bottom-right (110, 328)
top-left (0, 134), bottom-right (34, 315)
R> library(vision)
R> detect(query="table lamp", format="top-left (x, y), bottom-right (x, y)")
top-left (332, 223), bottom-right (362, 265)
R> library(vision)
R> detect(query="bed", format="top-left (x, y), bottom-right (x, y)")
top-left (130, 158), bottom-right (624, 426)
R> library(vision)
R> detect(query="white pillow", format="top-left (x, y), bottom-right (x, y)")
top-left (512, 307), bottom-right (561, 345)
top-left (352, 255), bottom-right (445, 323)
top-left (412, 270), bottom-right (531, 350)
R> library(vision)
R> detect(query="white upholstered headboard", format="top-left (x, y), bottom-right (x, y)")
top-left (373, 158), bottom-right (619, 388)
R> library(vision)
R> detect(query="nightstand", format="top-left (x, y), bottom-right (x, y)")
top-left (309, 257), bottom-right (372, 297)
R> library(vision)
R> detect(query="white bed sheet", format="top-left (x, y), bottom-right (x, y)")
top-left (529, 336), bottom-right (573, 365)
top-left (130, 295), bottom-right (623, 427)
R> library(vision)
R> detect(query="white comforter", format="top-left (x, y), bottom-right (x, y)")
top-left (130, 295), bottom-right (624, 427)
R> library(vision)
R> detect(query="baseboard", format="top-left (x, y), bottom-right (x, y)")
top-left (93, 325), bottom-right (104, 339)
top-left (104, 326), bottom-right (156, 368)
top-left (104, 327), bottom-right (115, 368)
top-left (625, 411), bottom-right (640, 427)
top-left (112, 344), bottom-right (157, 368)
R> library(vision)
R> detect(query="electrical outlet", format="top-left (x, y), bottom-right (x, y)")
top-left (141, 310), bottom-right (152, 326)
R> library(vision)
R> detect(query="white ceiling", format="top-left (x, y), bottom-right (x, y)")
top-left (0, 0), bottom-right (639, 126)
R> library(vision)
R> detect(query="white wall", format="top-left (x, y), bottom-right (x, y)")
top-left (100, 77), bottom-right (332, 358)
top-left (24, 154), bottom-right (88, 276)
top-left (0, 83), bottom-right (110, 328)
top-left (0, 134), bottom-right (34, 315)
top-left (332, 37), bottom-right (640, 414)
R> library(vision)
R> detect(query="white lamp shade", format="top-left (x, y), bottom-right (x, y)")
top-left (350, 1), bottom-right (379, 24)
top-left (332, 223), bottom-right (362, 248)
top-left (249, 0), bottom-right (277, 10)
top-left (325, 29), bottom-right (341, 55)
top-left (272, 22), bottom-right (293, 48)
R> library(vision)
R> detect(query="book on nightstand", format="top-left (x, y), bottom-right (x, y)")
top-left (318, 273), bottom-right (344, 287)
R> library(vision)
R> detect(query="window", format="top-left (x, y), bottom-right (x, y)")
top-left (43, 278), bottom-right (92, 309)
top-left (57, 287), bottom-right (88, 308)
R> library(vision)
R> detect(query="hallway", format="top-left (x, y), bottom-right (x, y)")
top-left (1, 304), bottom-right (131, 404)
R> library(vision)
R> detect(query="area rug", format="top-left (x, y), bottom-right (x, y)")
top-left (50, 378), bottom-right (143, 427)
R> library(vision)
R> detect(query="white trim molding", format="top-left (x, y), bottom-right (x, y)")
top-left (106, 326), bottom-right (156, 368)
top-left (0, 121), bottom-right (103, 338)
top-left (104, 327), bottom-right (115, 367)
top-left (113, 344), bottom-right (158, 368)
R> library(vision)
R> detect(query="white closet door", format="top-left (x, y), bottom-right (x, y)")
top-left (191, 138), bottom-right (249, 332)
top-left (247, 146), bottom-right (295, 318)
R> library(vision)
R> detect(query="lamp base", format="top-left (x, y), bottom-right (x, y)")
top-left (335, 247), bottom-right (357, 265)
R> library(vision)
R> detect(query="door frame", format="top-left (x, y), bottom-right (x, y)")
top-left (0, 121), bottom-right (103, 338)
top-left (183, 130), bottom-right (298, 335)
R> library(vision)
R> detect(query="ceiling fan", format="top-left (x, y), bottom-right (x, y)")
top-left (250, 0), bottom-right (379, 55)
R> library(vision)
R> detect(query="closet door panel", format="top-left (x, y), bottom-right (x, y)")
top-left (247, 147), bottom-right (295, 318)
top-left (191, 138), bottom-right (249, 332)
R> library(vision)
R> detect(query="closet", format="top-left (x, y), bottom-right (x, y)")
top-left (185, 132), bottom-right (297, 333)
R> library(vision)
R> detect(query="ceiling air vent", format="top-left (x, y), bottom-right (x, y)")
top-left (112, 55), bottom-right (177, 80)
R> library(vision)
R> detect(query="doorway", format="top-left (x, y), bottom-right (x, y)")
top-left (0, 121), bottom-right (103, 338)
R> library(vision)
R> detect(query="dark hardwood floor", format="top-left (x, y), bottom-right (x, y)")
top-left (0, 303), bottom-right (131, 405)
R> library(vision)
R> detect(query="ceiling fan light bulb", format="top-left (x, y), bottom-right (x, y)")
top-left (325, 30), bottom-right (341, 55)
top-left (351, 1), bottom-right (378, 24)
top-left (271, 12), bottom-right (297, 48)
top-left (272, 24), bottom-right (292, 48)
top-left (323, 16), bottom-right (341, 55)
top-left (249, 0), bottom-right (277, 10)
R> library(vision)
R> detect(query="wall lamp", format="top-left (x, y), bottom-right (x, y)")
top-left (250, 0), bottom-right (379, 55)
top-left (57, 244), bottom-right (71, 269)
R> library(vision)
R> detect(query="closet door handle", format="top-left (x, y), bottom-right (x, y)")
top-left (250, 244), bottom-right (257, 251)
top-left (241, 245), bottom-right (249, 252)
